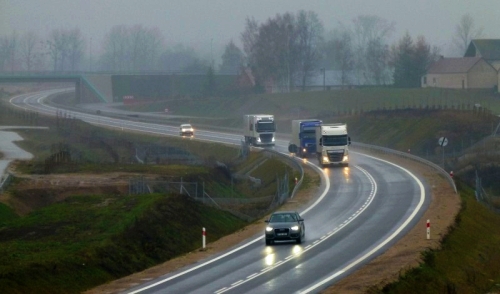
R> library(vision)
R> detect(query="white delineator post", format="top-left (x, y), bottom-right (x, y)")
top-left (202, 227), bottom-right (206, 249)
top-left (426, 219), bottom-right (430, 240)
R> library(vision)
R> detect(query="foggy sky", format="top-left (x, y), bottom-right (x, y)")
top-left (1, 0), bottom-right (499, 58)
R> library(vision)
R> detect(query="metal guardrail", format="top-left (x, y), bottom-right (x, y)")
top-left (352, 142), bottom-right (457, 194)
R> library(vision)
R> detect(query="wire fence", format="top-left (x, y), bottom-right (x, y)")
top-left (474, 169), bottom-right (500, 214)
top-left (128, 149), bottom-right (304, 221)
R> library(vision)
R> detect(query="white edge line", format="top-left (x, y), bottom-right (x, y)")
top-left (299, 153), bottom-right (426, 294)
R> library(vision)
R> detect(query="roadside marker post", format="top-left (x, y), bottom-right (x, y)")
top-left (426, 219), bottom-right (430, 240)
top-left (202, 227), bottom-right (206, 249)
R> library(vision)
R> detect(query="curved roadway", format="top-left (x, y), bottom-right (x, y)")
top-left (8, 90), bottom-right (430, 293)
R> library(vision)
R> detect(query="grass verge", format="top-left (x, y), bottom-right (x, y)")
top-left (372, 179), bottom-right (500, 294)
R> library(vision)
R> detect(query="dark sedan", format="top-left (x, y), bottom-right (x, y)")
top-left (264, 211), bottom-right (305, 245)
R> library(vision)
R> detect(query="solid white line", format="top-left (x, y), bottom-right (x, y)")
top-left (298, 153), bottom-right (426, 293)
top-left (214, 166), bottom-right (378, 293)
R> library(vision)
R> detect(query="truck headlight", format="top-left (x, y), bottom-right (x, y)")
top-left (343, 155), bottom-right (349, 162)
top-left (272, 137), bottom-right (275, 142)
top-left (323, 156), bottom-right (329, 163)
top-left (266, 227), bottom-right (273, 232)
top-left (302, 148), bottom-right (307, 153)
top-left (257, 137), bottom-right (261, 142)
top-left (291, 225), bottom-right (299, 231)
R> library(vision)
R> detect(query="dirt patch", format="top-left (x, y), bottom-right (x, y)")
top-left (0, 169), bottom-right (153, 216)
top-left (82, 153), bottom-right (459, 294)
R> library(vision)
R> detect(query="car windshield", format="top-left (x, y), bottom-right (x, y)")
top-left (270, 213), bottom-right (296, 223)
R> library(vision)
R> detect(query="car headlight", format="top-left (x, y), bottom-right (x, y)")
top-left (291, 225), bottom-right (300, 231)
top-left (266, 227), bottom-right (273, 232)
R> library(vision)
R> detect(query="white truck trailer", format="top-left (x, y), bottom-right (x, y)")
top-left (243, 114), bottom-right (276, 146)
top-left (288, 119), bottom-right (322, 158)
top-left (315, 123), bottom-right (351, 167)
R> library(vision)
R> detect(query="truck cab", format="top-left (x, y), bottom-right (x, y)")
top-left (316, 123), bottom-right (351, 167)
top-left (288, 119), bottom-right (322, 158)
top-left (243, 114), bottom-right (276, 146)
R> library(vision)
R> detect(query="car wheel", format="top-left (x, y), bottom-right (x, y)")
top-left (265, 239), bottom-right (271, 246)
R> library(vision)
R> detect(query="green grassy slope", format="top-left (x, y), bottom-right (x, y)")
top-left (375, 180), bottom-right (500, 294)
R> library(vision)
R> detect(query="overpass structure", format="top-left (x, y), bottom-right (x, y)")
top-left (0, 73), bottom-right (112, 103)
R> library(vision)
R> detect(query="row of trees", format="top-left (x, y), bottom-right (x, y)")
top-left (0, 28), bottom-right (85, 72)
top-left (0, 13), bottom-right (484, 90)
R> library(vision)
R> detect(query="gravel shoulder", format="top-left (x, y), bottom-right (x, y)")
top-left (84, 151), bottom-right (460, 294)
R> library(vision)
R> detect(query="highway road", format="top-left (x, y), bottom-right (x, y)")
top-left (8, 89), bottom-right (430, 293)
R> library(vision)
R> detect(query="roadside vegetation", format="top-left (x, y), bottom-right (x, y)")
top-left (371, 179), bottom-right (500, 294)
top-left (2, 87), bottom-right (500, 293)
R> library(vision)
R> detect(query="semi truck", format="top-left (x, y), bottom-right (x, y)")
top-left (288, 119), bottom-right (322, 158)
top-left (315, 123), bottom-right (351, 167)
top-left (243, 114), bottom-right (276, 146)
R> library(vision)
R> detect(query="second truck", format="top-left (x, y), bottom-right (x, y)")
top-left (288, 119), bottom-right (322, 158)
top-left (315, 123), bottom-right (351, 167)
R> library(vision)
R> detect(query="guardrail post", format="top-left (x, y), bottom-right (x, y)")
top-left (426, 219), bottom-right (430, 240)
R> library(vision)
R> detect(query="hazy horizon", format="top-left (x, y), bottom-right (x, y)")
top-left (1, 0), bottom-right (499, 58)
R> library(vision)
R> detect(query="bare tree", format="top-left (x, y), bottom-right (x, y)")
top-left (414, 36), bottom-right (440, 80)
top-left (333, 30), bottom-right (354, 87)
top-left (365, 38), bottom-right (390, 85)
top-left (19, 31), bottom-right (40, 71)
top-left (251, 12), bottom-right (301, 92)
top-left (47, 29), bottom-right (70, 71)
top-left (0, 36), bottom-right (12, 72)
top-left (1, 32), bottom-right (19, 72)
top-left (67, 28), bottom-right (85, 71)
top-left (129, 25), bottom-right (163, 71)
top-left (100, 25), bottom-right (130, 71)
top-left (296, 10), bottom-right (324, 91)
top-left (240, 17), bottom-right (259, 67)
top-left (352, 15), bottom-right (394, 84)
top-left (452, 13), bottom-right (483, 56)
top-left (100, 25), bottom-right (163, 71)
top-left (219, 39), bottom-right (244, 74)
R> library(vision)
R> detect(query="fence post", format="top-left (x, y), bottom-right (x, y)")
top-left (202, 227), bottom-right (206, 250)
